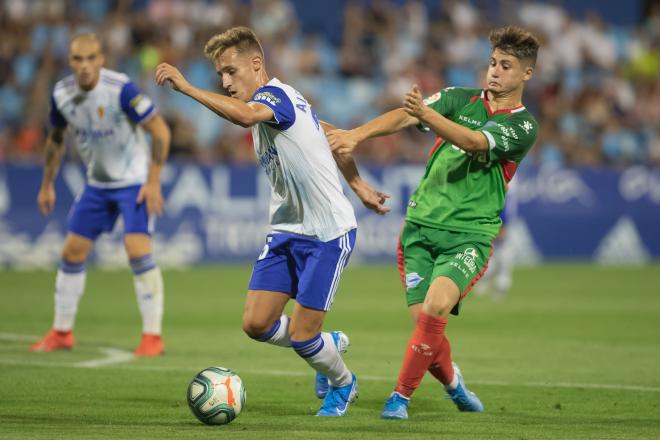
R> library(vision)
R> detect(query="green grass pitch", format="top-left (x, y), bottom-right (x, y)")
top-left (1, 264), bottom-right (659, 439)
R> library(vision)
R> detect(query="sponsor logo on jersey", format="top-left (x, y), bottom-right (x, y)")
top-left (253, 91), bottom-right (281, 106)
top-left (451, 247), bottom-right (479, 276)
top-left (258, 144), bottom-right (280, 176)
top-left (74, 128), bottom-right (115, 143)
top-left (405, 272), bottom-right (424, 289)
top-left (408, 200), bottom-right (417, 208)
top-left (97, 106), bottom-right (104, 119)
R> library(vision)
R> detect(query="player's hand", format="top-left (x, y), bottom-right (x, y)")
top-left (155, 63), bottom-right (191, 94)
top-left (137, 182), bottom-right (164, 216)
top-left (354, 181), bottom-right (391, 215)
top-left (327, 129), bottom-right (359, 155)
top-left (403, 84), bottom-right (427, 119)
top-left (37, 183), bottom-right (55, 216)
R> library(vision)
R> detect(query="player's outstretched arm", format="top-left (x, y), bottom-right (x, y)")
top-left (321, 121), bottom-right (390, 215)
top-left (138, 114), bottom-right (171, 216)
top-left (327, 108), bottom-right (418, 155)
top-left (404, 84), bottom-right (488, 153)
top-left (155, 63), bottom-right (273, 127)
top-left (37, 127), bottom-right (66, 216)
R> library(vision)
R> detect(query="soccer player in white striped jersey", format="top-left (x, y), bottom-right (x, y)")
top-left (30, 34), bottom-right (171, 357)
top-left (156, 26), bottom-right (388, 417)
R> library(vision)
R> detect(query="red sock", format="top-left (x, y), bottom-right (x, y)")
top-left (394, 312), bottom-right (447, 398)
top-left (427, 335), bottom-right (455, 385)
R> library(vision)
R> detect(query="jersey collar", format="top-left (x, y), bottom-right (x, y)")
top-left (478, 89), bottom-right (525, 116)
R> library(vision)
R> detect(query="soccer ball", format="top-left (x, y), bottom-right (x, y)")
top-left (187, 367), bottom-right (246, 425)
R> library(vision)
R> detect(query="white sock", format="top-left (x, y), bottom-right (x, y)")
top-left (291, 333), bottom-right (352, 387)
top-left (256, 315), bottom-right (291, 347)
top-left (495, 240), bottom-right (513, 293)
top-left (445, 372), bottom-right (459, 390)
top-left (133, 267), bottom-right (164, 334)
top-left (53, 268), bottom-right (86, 331)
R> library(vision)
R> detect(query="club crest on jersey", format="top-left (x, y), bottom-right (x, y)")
top-left (405, 272), bottom-right (424, 289)
top-left (97, 106), bottom-right (105, 119)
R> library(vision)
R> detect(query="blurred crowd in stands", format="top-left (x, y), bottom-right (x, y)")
top-left (0, 0), bottom-right (659, 168)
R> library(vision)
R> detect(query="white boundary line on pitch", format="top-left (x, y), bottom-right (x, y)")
top-left (2, 332), bottom-right (660, 393)
top-left (0, 332), bottom-right (135, 368)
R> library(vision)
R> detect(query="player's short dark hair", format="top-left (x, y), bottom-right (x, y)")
top-left (489, 26), bottom-right (539, 67)
top-left (204, 26), bottom-right (264, 62)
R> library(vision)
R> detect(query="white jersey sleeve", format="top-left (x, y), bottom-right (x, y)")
top-left (249, 78), bottom-right (357, 242)
top-left (51, 68), bottom-right (156, 188)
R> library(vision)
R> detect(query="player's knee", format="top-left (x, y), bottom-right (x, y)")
top-left (62, 245), bottom-right (88, 263)
top-left (422, 295), bottom-right (455, 317)
top-left (241, 317), bottom-right (271, 340)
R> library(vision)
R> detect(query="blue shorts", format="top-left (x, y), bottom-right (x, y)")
top-left (68, 184), bottom-right (151, 240)
top-left (248, 229), bottom-right (357, 311)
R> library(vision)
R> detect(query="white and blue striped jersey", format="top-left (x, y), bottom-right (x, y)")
top-left (50, 68), bottom-right (156, 188)
top-left (249, 78), bottom-right (357, 242)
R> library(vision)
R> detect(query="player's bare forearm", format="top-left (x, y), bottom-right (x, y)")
top-left (41, 129), bottom-right (66, 187)
top-left (185, 87), bottom-right (260, 127)
top-left (354, 108), bottom-right (418, 142)
top-left (142, 115), bottom-right (171, 183)
top-left (417, 108), bottom-right (488, 153)
top-left (322, 120), bottom-right (363, 188)
top-left (327, 109), bottom-right (417, 155)
top-left (333, 151), bottom-right (363, 190)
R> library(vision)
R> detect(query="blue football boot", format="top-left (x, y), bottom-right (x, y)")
top-left (316, 373), bottom-right (358, 417)
top-left (381, 391), bottom-right (410, 419)
top-left (446, 363), bottom-right (484, 412)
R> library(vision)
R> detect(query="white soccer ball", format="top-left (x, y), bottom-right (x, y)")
top-left (187, 367), bottom-right (246, 425)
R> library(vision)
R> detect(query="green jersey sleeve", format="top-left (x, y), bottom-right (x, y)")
top-left (478, 115), bottom-right (538, 162)
top-left (417, 87), bottom-right (479, 132)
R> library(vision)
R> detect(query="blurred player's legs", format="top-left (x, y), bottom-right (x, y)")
top-left (473, 229), bottom-right (513, 299)
top-left (126, 234), bottom-right (165, 357)
top-left (30, 233), bottom-right (92, 352)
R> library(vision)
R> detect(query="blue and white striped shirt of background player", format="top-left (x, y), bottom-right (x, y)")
top-left (50, 68), bottom-right (157, 189)
top-left (248, 78), bottom-right (357, 311)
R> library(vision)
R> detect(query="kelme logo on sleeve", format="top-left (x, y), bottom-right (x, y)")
top-left (519, 120), bottom-right (533, 134)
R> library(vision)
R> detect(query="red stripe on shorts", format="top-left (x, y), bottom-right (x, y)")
top-left (460, 243), bottom-right (495, 299)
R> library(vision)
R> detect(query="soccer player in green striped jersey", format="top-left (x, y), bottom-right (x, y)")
top-left (328, 26), bottom-right (540, 419)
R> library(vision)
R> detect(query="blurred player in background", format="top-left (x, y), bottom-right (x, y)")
top-left (329, 26), bottom-right (539, 419)
top-left (474, 181), bottom-right (518, 299)
top-left (155, 26), bottom-right (387, 417)
top-left (30, 34), bottom-right (171, 357)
